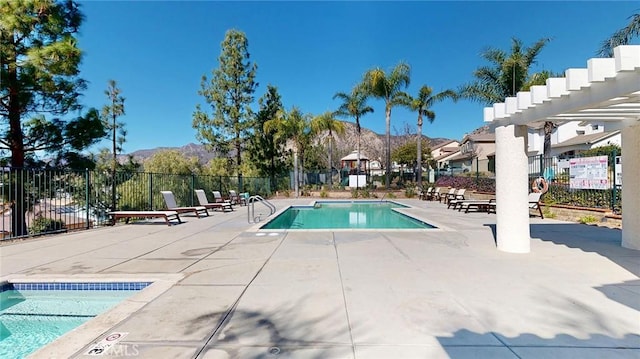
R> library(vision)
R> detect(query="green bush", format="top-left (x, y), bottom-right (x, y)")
top-left (29, 216), bottom-right (65, 235)
top-left (320, 188), bottom-right (328, 198)
top-left (578, 215), bottom-right (598, 224)
top-left (405, 187), bottom-right (417, 198)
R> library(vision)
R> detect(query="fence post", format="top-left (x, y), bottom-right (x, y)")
top-left (85, 169), bottom-right (90, 229)
top-left (149, 173), bottom-right (153, 210)
top-left (191, 173), bottom-right (196, 206)
top-left (611, 148), bottom-right (617, 211)
top-left (539, 155), bottom-right (544, 178)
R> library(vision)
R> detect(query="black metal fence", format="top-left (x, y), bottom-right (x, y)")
top-left (0, 168), bottom-right (274, 241)
top-left (528, 154), bottom-right (622, 213)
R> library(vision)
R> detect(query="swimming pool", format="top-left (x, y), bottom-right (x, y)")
top-left (0, 282), bottom-right (150, 359)
top-left (260, 201), bottom-right (436, 230)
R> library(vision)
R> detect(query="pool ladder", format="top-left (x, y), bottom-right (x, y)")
top-left (247, 195), bottom-right (276, 223)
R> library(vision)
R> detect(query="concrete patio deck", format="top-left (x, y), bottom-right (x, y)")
top-left (1, 198), bottom-right (638, 358)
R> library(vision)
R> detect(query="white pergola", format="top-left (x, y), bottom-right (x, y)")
top-left (483, 45), bottom-right (640, 253)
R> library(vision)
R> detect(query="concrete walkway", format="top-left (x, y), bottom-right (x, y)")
top-left (1, 198), bottom-right (638, 358)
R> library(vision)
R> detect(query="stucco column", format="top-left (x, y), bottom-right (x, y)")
top-left (621, 123), bottom-right (640, 250)
top-left (495, 124), bottom-right (531, 253)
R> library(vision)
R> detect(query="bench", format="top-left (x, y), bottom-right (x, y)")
top-left (109, 211), bottom-right (182, 226)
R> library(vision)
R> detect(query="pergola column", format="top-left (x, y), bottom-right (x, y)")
top-left (495, 124), bottom-right (531, 253)
top-left (621, 123), bottom-right (640, 250)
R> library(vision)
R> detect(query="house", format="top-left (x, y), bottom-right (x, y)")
top-left (551, 130), bottom-right (621, 158)
top-left (430, 140), bottom-right (460, 161)
top-left (447, 133), bottom-right (495, 174)
top-left (527, 120), bottom-right (620, 157)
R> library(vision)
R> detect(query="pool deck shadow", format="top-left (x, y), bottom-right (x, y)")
top-left (0, 198), bottom-right (638, 359)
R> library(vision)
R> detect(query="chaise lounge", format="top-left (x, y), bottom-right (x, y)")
top-left (195, 189), bottom-right (233, 212)
top-left (485, 192), bottom-right (544, 218)
top-left (160, 191), bottom-right (209, 218)
top-left (108, 210), bottom-right (182, 226)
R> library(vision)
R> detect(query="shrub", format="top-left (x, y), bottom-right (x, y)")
top-left (542, 208), bottom-right (557, 219)
top-left (351, 188), bottom-right (359, 198)
top-left (29, 216), bottom-right (66, 235)
top-left (435, 176), bottom-right (495, 193)
top-left (320, 188), bottom-right (328, 198)
top-left (578, 215), bottom-right (598, 224)
top-left (405, 187), bottom-right (416, 198)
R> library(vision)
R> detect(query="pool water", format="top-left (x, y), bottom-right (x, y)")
top-left (261, 201), bottom-right (435, 230)
top-left (0, 283), bottom-right (148, 359)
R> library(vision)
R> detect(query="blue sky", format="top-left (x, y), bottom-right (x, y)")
top-left (76, 1), bottom-right (639, 153)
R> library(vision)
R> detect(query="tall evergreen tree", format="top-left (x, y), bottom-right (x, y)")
top-left (0, 0), bottom-right (105, 236)
top-left (248, 85), bottom-right (286, 190)
top-left (193, 29), bottom-right (258, 191)
top-left (101, 80), bottom-right (127, 211)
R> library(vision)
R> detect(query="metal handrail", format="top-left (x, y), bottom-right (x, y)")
top-left (247, 195), bottom-right (276, 223)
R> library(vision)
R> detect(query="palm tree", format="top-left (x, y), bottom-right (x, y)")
top-left (598, 12), bottom-right (640, 57)
top-left (333, 86), bottom-right (374, 176)
top-left (361, 62), bottom-right (411, 189)
top-left (310, 111), bottom-right (346, 188)
top-left (521, 70), bottom-right (560, 158)
top-left (459, 38), bottom-right (554, 157)
top-left (408, 86), bottom-right (457, 188)
top-left (264, 107), bottom-right (310, 197)
top-left (459, 38), bottom-right (550, 102)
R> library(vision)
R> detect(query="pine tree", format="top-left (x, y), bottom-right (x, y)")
top-left (193, 29), bottom-right (258, 191)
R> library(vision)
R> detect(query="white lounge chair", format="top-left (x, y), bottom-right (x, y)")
top-left (195, 189), bottom-right (233, 212)
top-left (160, 191), bottom-right (209, 218)
top-left (485, 192), bottom-right (544, 218)
top-left (447, 189), bottom-right (467, 209)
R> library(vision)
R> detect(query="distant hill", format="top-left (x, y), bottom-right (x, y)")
top-left (123, 121), bottom-right (465, 165)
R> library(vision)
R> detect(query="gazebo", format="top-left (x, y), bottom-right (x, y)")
top-left (340, 151), bottom-right (370, 174)
top-left (484, 45), bottom-right (639, 252)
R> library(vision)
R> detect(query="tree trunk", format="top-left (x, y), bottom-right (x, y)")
top-left (8, 34), bottom-right (28, 236)
top-left (236, 136), bottom-right (243, 192)
top-left (543, 121), bottom-right (554, 158)
top-left (385, 107), bottom-right (392, 189)
top-left (293, 150), bottom-right (299, 197)
top-left (416, 119), bottom-right (423, 188)
top-left (328, 133), bottom-right (333, 188)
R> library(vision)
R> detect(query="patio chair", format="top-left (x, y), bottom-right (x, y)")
top-left (446, 189), bottom-right (467, 209)
top-left (485, 192), bottom-right (544, 219)
top-left (160, 191), bottom-right (209, 218)
top-left (194, 189), bottom-right (233, 212)
top-left (426, 187), bottom-right (441, 201)
top-left (528, 192), bottom-right (544, 219)
top-left (442, 188), bottom-right (457, 204)
top-left (458, 199), bottom-right (496, 213)
top-left (211, 191), bottom-right (232, 204)
top-left (419, 187), bottom-right (433, 200)
top-left (228, 190), bottom-right (246, 206)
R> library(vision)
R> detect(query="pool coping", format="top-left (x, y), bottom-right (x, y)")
top-left (246, 199), bottom-right (454, 232)
top-left (0, 273), bottom-right (183, 359)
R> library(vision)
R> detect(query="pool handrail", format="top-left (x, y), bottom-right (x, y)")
top-left (247, 195), bottom-right (276, 223)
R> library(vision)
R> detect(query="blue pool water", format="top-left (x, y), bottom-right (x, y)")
top-left (0, 282), bottom-right (150, 359)
top-left (261, 201), bottom-right (436, 230)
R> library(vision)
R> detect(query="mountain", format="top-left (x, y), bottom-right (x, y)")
top-left (123, 121), bottom-right (461, 165)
